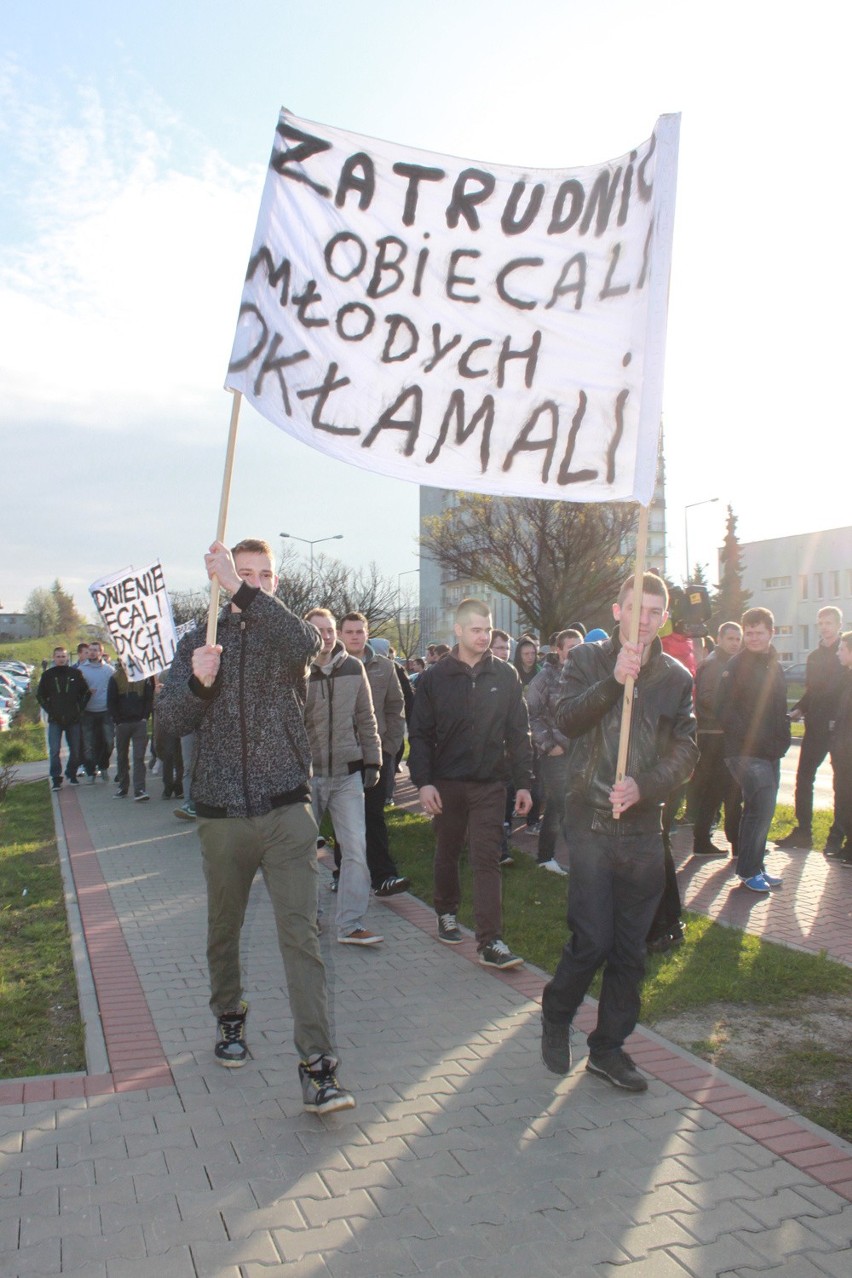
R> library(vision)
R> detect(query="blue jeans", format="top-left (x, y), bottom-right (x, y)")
top-left (542, 817), bottom-right (664, 1053)
top-left (312, 772), bottom-right (371, 937)
top-left (82, 710), bottom-right (114, 776)
top-left (725, 756), bottom-right (780, 881)
top-left (48, 721), bottom-right (82, 782)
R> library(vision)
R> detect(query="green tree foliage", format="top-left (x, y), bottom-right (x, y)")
top-left (49, 580), bottom-right (82, 632)
top-left (420, 494), bottom-right (637, 637)
top-left (714, 505), bottom-right (751, 627)
top-left (24, 587), bottom-right (59, 638)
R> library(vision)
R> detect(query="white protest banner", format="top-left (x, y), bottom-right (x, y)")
top-left (225, 109), bottom-right (679, 506)
top-left (89, 562), bottom-right (178, 680)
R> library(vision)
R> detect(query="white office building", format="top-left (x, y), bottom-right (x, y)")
top-left (735, 526), bottom-right (852, 663)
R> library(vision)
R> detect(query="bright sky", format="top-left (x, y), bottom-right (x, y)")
top-left (2, 0), bottom-right (847, 617)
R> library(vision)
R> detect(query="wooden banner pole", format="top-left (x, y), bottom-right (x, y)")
top-left (206, 390), bottom-right (243, 646)
top-left (613, 502), bottom-right (651, 816)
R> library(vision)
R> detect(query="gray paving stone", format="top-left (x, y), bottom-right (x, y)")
top-left (668, 1232), bottom-right (775, 1276)
top-left (106, 1251), bottom-right (198, 1278)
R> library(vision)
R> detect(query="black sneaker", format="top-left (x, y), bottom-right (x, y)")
top-left (586, 1049), bottom-right (648, 1092)
top-left (214, 1001), bottom-right (249, 1067)
top-left (478, 939), bottom-right (524, 969)
top-left (374, 875), bottom-right (410, 897)
top-left (824, 835), bottom-right (844, 858)
top-left (134, 791), bottom-right (150, 802)
top-left (113, 789), bottom-right (128, 799)
top-left (51, 779), bottom-right (62, 790)
top-left (299, 1054), bottom-right (356, 1114)
top-left (541, 1016), bottom-right (572, 1075)
top-left (437, 912), bottom-right (463, 944)
top-left (775, 827), bottom-right (812, 850)
top-left (499, 850), bottom-right (514, 867)
top-left (67, 776), bottom-right (79, 785)
top-left (692, 838), bottom-right (724, 856)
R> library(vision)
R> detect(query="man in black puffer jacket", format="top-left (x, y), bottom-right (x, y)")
top-left (409, 597), bottom-right (533, 971)
top-left (540, 573), bottom-right (697, 1093)
top-left (157, 538), bottom-right (354, 1116)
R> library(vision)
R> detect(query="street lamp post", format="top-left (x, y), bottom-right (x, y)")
top-left (397, 567), bottom-right (420, 657)
top-left (280, 532), bottom-right (343, 596)
top-left (684, 499), bottom-right (719, 582)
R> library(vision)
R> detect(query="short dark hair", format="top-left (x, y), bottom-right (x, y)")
top-left (339, 611), bottom-right (368, 627)
top-left (490, 628), bottom-right (510, 645)
top-left (742, 606), bottom-right (775, 630)
top-left (717, 621), bottom-right (743, 638)
top-left (53, 646), bottom-right (67, 656)
top-left (231, 537), bottom-right (274, 558)
top-left (434, 643), bottom-right (451, 657)
top-left (555, 629), bottom-right (583, 648)
top-left (618, 572), bottom-right (669, 608)
top-left (455, 597), bottom-right (491, 625)
top-left (77, 642), bottom-right (89, 654)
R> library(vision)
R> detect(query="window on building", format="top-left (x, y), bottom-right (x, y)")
top-left (830, 570), bottom-right (840, 598)
top-left (776, 625), bottom-right (792, 636)
top-left (800, 575), bottom-right (808, 600)
top-left (762, 576), bottom-right (792, 589)
top-left (777, 651), bottom-right (793, 663)
top-left (800, 625), bottom-right (809, 650)
top-left (815, 572), bottom-right (824, 599)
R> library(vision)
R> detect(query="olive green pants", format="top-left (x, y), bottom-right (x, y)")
top-left (198, 803), bottom-right (331, 1060)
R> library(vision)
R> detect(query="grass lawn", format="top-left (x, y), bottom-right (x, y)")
top-left (0, 783), bottom-right (85, 1078)
top-left (386, 804), bottom-right (852, 1140)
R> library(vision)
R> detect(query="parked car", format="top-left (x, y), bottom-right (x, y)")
top-left (0, 666), bottom-right (29, 695)
top-left (783, 661), bottom-right (807, 687)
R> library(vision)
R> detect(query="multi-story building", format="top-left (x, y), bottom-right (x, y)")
top-left (734, 525), bottom-right (852, 663)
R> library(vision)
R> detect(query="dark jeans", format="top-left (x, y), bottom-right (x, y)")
top-left (647, 833), bottom-right (681, 941)
top-left (542, 817), bottom-right (664, 1054)
top-left (691, 732), bottom-right (742, 851)
top-left (333, 755), bottom-right (401, 888)
top-left (48, 721), bottom-right (82, 782)
top-left (433, 778), bottom-right (506, 948)
top-left (114, 720), bottom-right (148, 794)
top-left (537, 753), bottom-right (569, 862)
top-left (82, 710), bottom-right (114, 776)
top-left (155, 728), bottom-right (184, 797)
top-left (795, 724), bottom-right (834, 834)
top-left (725, 756), bottom-right (780, 881)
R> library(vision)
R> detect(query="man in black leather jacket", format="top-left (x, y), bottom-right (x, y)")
top-left (540, 573), bottom-right (697, 1092)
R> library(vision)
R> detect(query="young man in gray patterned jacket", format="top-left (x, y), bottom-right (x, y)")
top-left (158, 539), bottom-right (354, 1115)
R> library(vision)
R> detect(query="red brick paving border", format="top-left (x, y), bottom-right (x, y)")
top-left (368, 851), bottom-right (852, 1204)
top-left (0, 787), bottom-right (174, 1108)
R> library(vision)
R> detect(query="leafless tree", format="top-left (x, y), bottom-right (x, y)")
top-left (421, 494), bottom-right (638, 637)
top-left (276, 548), bottom-right (399, 630)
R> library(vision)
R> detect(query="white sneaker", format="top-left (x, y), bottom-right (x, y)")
top-left (539, 858), bottom-right (568, 876)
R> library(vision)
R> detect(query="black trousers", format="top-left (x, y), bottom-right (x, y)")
top-left (542, 818), bottom-right (664, 1054)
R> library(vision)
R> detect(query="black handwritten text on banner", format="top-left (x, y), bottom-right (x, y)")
top-left (225, 110), bottom-right (680, 505)
top-left (89, 562), bottom-right (178, 680)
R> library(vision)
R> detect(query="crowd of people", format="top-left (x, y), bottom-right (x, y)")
top-left (35, 540), bottom-right (851, 1110)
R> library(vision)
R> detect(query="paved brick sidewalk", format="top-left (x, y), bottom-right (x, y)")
top-left (1, 780), bottom-right (851, 1276)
